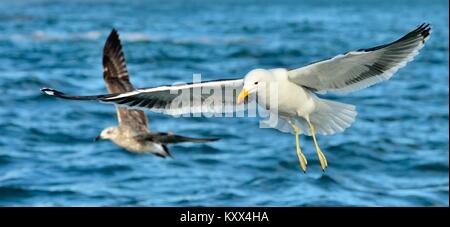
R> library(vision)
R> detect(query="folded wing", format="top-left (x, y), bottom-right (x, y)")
top-left (287, 23), bottom-right (431, 93)
top-left (134, 132), bottom-right (220, 144)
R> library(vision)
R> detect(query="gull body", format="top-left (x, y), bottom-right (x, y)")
top-left (98, 127), bottom-right (167, 155)
top-left (242, 68), bottom-right (317, 118)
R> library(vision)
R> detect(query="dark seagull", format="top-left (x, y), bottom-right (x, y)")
top-left (44, 29), bottom-right (219, 158)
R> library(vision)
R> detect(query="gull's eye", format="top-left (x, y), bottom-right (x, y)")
top-left (254, 82), bottom-right (258, 85)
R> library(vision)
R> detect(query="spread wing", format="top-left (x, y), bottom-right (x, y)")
top-left (287, 23), bottom-right (431, 93)
top-left (100, 79), bottom-right (244, 115)
top-left (41, 79), bottom-right (246, 116)
top-left (100, 79), bottom-right (245, 115)
top-left (103, 29), bottom-right (148, 130)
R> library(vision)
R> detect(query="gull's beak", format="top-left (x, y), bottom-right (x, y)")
top-left (94, 135), bottom-right (101, 142)
top-left (237, 88), bottom-right (249, 104)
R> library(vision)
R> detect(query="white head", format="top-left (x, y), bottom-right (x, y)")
top-left (95, 126), bottom-right (120, 141)
top-left (237, 69), bottom-right (273, 104)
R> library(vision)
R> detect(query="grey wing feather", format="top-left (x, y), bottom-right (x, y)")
top-left (103, 29), bottom-right (148, 131)
top-left (287, 23), bottom-right (431, 93)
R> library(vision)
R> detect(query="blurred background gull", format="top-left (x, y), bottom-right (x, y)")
top-left (0, 0), bottom-right (448, 206)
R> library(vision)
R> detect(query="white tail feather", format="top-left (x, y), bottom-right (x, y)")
top-left (260, 99), bottom-right (357, 136)
top-left (307, 99), bottom-right (357, 135)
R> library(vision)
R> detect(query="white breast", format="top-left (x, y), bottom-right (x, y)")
top-left (260, 69), bottom-right (317, 118)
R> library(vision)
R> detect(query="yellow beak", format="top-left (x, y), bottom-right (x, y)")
top-left (237, 88), bottom-right (249, 104)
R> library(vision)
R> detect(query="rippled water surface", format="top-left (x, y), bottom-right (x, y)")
top-left (0, 0), bottom-right (448, 206)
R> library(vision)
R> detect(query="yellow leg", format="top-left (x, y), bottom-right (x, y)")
top-left (307, 120), bottom-right (328, 171)
top-left (288, 120), bottom-right (307, 173)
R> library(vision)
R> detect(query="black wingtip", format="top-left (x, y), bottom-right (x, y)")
top-left (205, 137), bottom-right (221, 142)
top-left (356, 23), bottom-right (432, 53)
top-left (195, 137), bottom-right (221, 143)
top-left (181, 137), bottom-right (222, 143)
top-left (111, 27), bottom-right (118, 34)
top-left (40, 87), bottom-right (111, 100)
top-left (162, 144), bottom-right (174, 159)
top-left (178, 136), bottom-right (221, 143)
top-left (414, 23), bottom-right (431, 40)
top-left (420, 23), bottom-right (431, 40)
top-left (108, 28), bottom-right (120, 41)
top-left (41, 87), bottom-right (64, 97)
top-left (105, 28), bottom-right (121, 52)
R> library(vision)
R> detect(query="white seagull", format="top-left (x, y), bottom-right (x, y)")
top-left (42, 24), bottom-right (431, 172)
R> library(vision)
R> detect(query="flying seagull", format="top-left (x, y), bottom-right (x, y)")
top-left (42, 24), bottom-right (431, 171)
top-left (47, 29), bottom-right (219, 158)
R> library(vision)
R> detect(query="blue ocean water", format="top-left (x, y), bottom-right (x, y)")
top-left (0, 0), bottom-right (448, 206)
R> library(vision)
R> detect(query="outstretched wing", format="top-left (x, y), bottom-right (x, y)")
top-left (102, 79), bottom-right (245, 115)
top-left (41, 78), bottom-right (246, 116)
top-left (287, 23), bottom-right (431, 93)
top-left (103, 28), bottom-right (148, 130)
